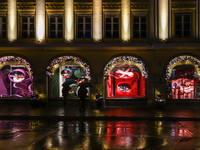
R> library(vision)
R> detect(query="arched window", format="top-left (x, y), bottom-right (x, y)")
top-left (166, 55), bottom-right (200, 99)
top-left (104, 56), bottom-right (148, 98)
top-left (0, 56), bottom-right (33, 98)
top-left (46, 56), bottom-right (91, 98)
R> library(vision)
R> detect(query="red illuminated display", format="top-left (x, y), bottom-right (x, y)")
top-left (166, 65), bottom-right (200, 100)
top-left (172, 78), bottom-right (194, 99)
top-left (107, 65), bottom-right (145, 97)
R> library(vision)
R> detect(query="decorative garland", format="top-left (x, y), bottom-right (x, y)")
top-left (46, 56), bottom-right (91, 80)
top-left (166, 55), bottom-right (200, 80)
top-left (104, 56), bottom-right (148, 78)
top-left (0, 56), bottom-right (32, 75)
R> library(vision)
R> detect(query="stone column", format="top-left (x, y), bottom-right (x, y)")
top-left (121, 0), bottom-right (130, 42)
top-left (7, 0), bottom-right (17, 42)
top-left (196, 0), bottom-right (200, 40)
top-left (36, 0), bottom-right (45, 43)
top-left (64, 0), bottom-right (74, 42)
top-left (93, 0), bottom-right (102, 42)
top-left (149, 0), bottom-right (155, 43)
top-left (158, 0), bottom-right (169, 41)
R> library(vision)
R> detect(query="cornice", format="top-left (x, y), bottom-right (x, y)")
top-left (17, 2), bottom-right (35, 9)
top-left (131, 2), bottom-right (149, 9)
top-left (171, 2), bottom-right (196, 8)
top-left (46, 2), bottom-right (64, 9)
top-left (102, 2), bottom-right (121, 9)
top-left (74, 2), bottom-right (92, 9)
top-left (0, 3), bottom-right (7, 9)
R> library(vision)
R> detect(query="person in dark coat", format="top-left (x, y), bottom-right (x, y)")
top-left (62, 86), bottom-right (71, 106)
top-left (78, 86), bottom-right (88, 111)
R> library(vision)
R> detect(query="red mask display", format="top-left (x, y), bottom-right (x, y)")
top-left (107, 67), bottom-right (145, 98)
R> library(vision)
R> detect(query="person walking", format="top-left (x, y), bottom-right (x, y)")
top-left (62, 85), bottom-right (71, 107)
top-left (78, 86), bottom-right (88, 111)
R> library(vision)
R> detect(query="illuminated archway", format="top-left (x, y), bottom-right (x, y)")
top-left (165, 55), bottom-right (200, 99)
top-left (0, 56), bottom-right (33, 98)
top-left (46, 56), bottom-right (91, 98)
top-left (104, 56), bottom-right (148, 98)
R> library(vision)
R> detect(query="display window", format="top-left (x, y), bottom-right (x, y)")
top-left (104, 56), bottom-right (148, 99)
top-left (107, 65), bottom-right (145, 98)
top-left (0, 56), bottom-right (33, 98)
top-left (46, 56), bottom-right (91, 98)
top-left (51, 65), bottom-right (89, 98)
top-left (166, 56), bottom-right (200, 100)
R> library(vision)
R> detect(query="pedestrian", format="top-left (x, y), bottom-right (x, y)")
top-left (78, 86), bottom-right (88, 111)
top-left (62, 85), bottom-right (71, 107)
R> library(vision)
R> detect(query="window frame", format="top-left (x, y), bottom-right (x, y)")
top-left (0, 14), bottom-right (6, 38)
top-left (76, 14), bottom-right (92, 39)
top-left (103, 11), bottom-right (121, 39)
top-left (132, 14), bottom-right (147, 38)
top-left (46, 11), bottom-right (64, 39)
top-left (48, 14), bottom-right (63, 38)
top-left (174, 13), bottom-right (192, 38)
top-left (104, 14), bottom-right (119, 38)
top-left (172, 9), bottom-right (195, 39)
top-left (20, 14), bottom-right (35, 38)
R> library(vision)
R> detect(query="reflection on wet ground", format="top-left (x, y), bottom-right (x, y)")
top-left (0, 119), bottom-right (197, 150)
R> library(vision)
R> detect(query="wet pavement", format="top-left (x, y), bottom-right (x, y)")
top-left (0, 104), bottom-right (200, 149)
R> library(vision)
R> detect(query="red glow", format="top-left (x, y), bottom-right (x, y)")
top-left (172, 78), bottom-right (194, 99)
top-left (107, 67), bottom-right (145, 98)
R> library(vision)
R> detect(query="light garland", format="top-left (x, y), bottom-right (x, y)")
top-left (104, 56), bottom-right (148, 79)
top-left (46, 56), bottom-right (91, 80)
top-left (0, 56), bottom-right (32, 75)
top-left (166, 55), bottom-right (200, 80)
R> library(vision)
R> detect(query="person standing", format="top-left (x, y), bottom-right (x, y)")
top-left (62, 85), bottom-right (71, 107)
top-left (78, 86), bottom-right (88, 111)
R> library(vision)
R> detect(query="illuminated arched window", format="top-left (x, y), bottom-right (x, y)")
top-left (166, 55), bottom-right (200, 99)
top-left (0, 56), bottom-right (33, 98)
top-left (46, 56), bottom-right (91, 98)
top-left (104, 56), bottom-right (148, 98)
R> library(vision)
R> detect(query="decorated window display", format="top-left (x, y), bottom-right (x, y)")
top-left (166, 56), bottom-right (200, 99)
top-left (46, 56), bottom-right (91, 98)
top-left (0, 56), bottom-right (33, 98)
top-left (104, 56), bottom-right (148, 98)
top-left (107, 65), bottom-right (145, 97)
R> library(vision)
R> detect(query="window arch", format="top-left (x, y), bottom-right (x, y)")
top-left (0, 56), bottom-right (33, 98)
top-left (166, 55), bottom-right (200, 99)
top-left (104, 56), bottom-right (148, 98)
top-left (46, 55), bottom-right (91, 98)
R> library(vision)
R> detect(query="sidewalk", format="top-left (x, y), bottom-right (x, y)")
top-left (0, 104), bottom-right (200, 121)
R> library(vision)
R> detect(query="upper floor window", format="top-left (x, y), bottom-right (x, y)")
top-left (48, 14), bottom-right (63, 38)
top-left (105, 14), bottom-right (119, 38)
top-left (20, 14), bottom-right (34, 38)
top-left (175, 14), bottom-right (191, 38)
top-left (0, 15), bottom-right (6, 38)
top-left (133, 15), bottom-right (147, 38)
top-left (76, 14), bottom-right (91, 38)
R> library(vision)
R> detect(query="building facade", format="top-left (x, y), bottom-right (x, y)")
top-left (0, 0), bottom-right (200, 107)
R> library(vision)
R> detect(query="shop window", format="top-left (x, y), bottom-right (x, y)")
top-left (107, 65), bottom-right (145, 98)
top-left (51, 64), bottom-right (90, 98)
top-left (76, 14), bottom-right (91, 38)
top-left (0, 65), bottom-right (33, 98)
top-left (133, 15), bottom-right (147, 38)
top-left (175, 14), bottom-right (191, 38)
top-left (48, 14), bottom-right (63, 38)
top-left (166, 65), bottom-right (200, 99)
top-left (105, 14), bottom-right (119, 38)
top-left (0, 15), bottom-right (6, 38)
top-left (20, 14), bottom-right (35, 38)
